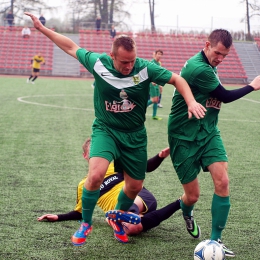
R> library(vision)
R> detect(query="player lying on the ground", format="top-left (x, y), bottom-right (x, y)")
top-left (38, 138), bottom-right (181, 241)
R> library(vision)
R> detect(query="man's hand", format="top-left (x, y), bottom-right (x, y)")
top-left (24, 12), bottom-right (44, 30)
top-left (187, 100), bottom-right (206, 119)
top-left (37, 214), bottom-right (58, 222)
top-left (158, 147), bottom-right (170, 158)
top-left (249, 75), bottom-right (260, 90)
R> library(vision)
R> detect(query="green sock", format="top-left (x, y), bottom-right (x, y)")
top-left (180, 200), bottom-right (194, 217)
top-left (211, 193), bottom-right (230, 240)
top-left (82, 187), bottom-right (100, 225)
top-left (115, 188), bottom-right (134, 211)
top-left (147, 100), bottom-right (152, 106)
top-left (152, 102), bottom-right (158, 117)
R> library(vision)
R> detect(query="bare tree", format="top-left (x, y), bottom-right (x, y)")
top-left (66, 0), bottom-right (130, 31)
top-left (0, 0), bottom-right (55, 26)
top-left (241, 0), bottom-right (260, 40)
top-left (148, 0), bottom-right (156, 33)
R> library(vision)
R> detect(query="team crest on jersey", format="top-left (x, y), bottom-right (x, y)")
top-left (132, 75), bottom-right (140, 85)
top-left (206, 97), bottom-right (222, 109)
top-left (105, 89), bottom-right (136, 113)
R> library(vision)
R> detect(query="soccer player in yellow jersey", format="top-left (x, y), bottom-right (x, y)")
top-left (27, 52), bottom-right (45, 84)
top-left (38, 138), bottom-right (181, 242)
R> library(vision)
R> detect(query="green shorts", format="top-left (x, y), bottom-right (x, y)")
top-left (149, 83), bottom-right (160, 98)
top-left (90, 119), bottom-right (147, 180)
top-left (168, 133), bottom-right (228, 184)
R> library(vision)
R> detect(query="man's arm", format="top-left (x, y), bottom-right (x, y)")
top-left (168, 73), bottom-right (206, 119)
top-left (210, 84), bottom-right (254, 103)
top-left (38, 211), bottom-right (82, 222)
top-left (24, 12), bottom-right (80, 59)
top-left (211, 75), bottom-right (260, 103)
top-left (146, 147), bottom-right (170, 172)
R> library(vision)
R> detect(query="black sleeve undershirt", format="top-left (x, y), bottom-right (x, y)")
top-left (57, 211), bottom-right (82, 221)
top-left (146, 154), bottom-right (165, 173)
top-left (210, 84), bottom-right (254, 103)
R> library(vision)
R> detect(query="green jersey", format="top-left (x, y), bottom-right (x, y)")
top-left (151, 58), bottom-right (161, 66)
top-left (168, 51), bottom-right (221, 141)
top-left (77, 48), bottom-right (172, 131)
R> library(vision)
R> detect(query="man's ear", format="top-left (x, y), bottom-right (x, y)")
top-left (205, 41), bottom-right (211, 49)
top-left (110, 52), bottom-right (115, 60)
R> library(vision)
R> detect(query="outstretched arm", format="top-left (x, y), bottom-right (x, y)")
top-left (24, 12), bottom-right (80, 59)
top-left (210, 75), bottom-right (260, 103)
top-left (146, 147), bottom-right (170, 172)
top-left (37, 211), bottom-right (82, 222)
top-left (168, 73), bottom-right (206, 119)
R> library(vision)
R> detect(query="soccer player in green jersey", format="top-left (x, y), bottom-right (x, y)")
top-left (168, 29), bottom-right (260, 258)
top-left (25, 12), bottom-right (206, 246)
top-left (147, 49), bottom-right (164, 120)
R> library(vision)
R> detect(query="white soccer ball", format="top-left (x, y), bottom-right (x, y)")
top-left (194, 240), bottom-right (225, 260)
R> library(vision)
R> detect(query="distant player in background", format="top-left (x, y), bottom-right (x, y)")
top-left (147, 50), bottom-right (164, 120)
top-left (38, 138), bottom-right (181, 240)
top-left (156, 53), bottom-right (163, 108)
top-left (27, 53), bottom-right (45, 84)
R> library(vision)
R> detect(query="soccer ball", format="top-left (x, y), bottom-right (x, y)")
top-left (194, 240), bottom-right (225, 260)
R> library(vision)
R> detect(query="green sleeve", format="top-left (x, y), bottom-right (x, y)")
top-left (147, 62), bottom-right (172, 86)
top-left (193, 67), bottom-right (220, 94)
top-left (76, 48), bottom-right (101, 74)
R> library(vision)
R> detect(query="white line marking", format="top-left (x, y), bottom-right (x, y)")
top-left (241, 98), bottom-right (260, 104)
top-left (17, 95), bottom-right (260, 122)
top-left (17, 94), bottom-right (94, 112)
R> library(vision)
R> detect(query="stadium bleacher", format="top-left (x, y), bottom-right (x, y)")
top-left (0, 27), bottom-right (249, 83)
top-left (135, 33), bottom-right (247, 83)
top-left (79, 30), bottom-right (248, 83)
top-left (254, 37), bottom-right (260, 49)
top-left (0, 26), bottom-right (53, 75)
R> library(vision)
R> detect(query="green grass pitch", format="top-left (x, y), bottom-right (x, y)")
top-left (1, 75), bottom-right (260, 259)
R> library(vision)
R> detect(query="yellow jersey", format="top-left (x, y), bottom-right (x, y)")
top-left (74, 162), bottom-right (125, 213)
top-left (32, 55), bottom-right (45, 69)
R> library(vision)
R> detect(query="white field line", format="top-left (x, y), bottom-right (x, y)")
top-left (17, 95), bottom-right (260, 122)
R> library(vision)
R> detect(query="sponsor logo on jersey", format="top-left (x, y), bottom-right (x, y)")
top-left (105, 100), bottom-right (136, 113)
top-left (105, 89), bottom-right (136, 113)
top-left (100, 175), bottom-right (119, 190)
top-left (206, 97), bottom-right (222, 109)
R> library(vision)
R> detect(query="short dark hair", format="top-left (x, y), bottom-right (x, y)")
top-left (112, 35), bottom-right (136, 55)
top-left (155, 49), bottom-right (163, 55)
top-left (208, 29), bottom-right (232, 49)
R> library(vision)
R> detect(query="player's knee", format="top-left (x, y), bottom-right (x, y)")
top-left (85, 173), bottom-right (104, 189)
top-left (215, 176), bottom-right (229, 195)
top-left (185, 193), bottom-right (199, 205)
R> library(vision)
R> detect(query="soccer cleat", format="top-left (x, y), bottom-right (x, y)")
top-left (152, 116), bottom-right (162, 120)
top-left (157, 103), bottom-right (163, 108)
top-left (31, 81), bottom-right (35, 84)
top-left (105, 210), bottom-right (141, 224)
top-left (26, 79), bottom-right (30, 83)
top-left (217, 239), bottom-right (235, 257)
top-left (71, 222), bottom-right (93, 246)
top-left (107, 218), bottom-right (128, 243)
top-left (183, 213), bottom-right (201, 239)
